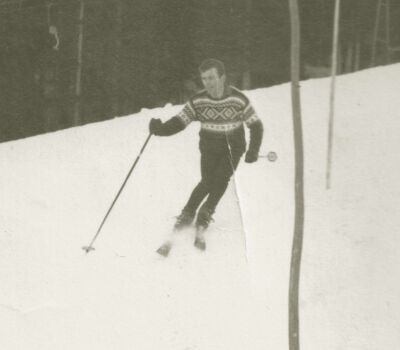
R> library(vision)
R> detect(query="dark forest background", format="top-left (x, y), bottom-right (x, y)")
top-left (1, 0), bottom-right (399, 142)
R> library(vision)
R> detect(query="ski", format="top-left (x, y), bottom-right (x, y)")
top-left (156, 241), bottom-right (172, 257)
top-left (156, 225), bottom-right (208, 257)
top-left (156, 226), bottom-right (181, 258)
top-left (156, 211), bottom-right (196, 257)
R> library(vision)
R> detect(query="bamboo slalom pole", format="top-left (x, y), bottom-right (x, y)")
top-left (288, 1), bottom-right (305, 350)
top-left (326, 0), bottom-right (341, 189)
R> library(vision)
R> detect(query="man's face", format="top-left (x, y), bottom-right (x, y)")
top-left (200, 68), bottom-right (226, 98)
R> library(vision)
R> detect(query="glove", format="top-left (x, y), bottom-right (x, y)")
top-left (245, 150), bottom-right (258, 163)
top-left (149, 118), bottom-right (163, 135)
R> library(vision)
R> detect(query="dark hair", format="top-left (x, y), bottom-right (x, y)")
top-left (198, 58), bottom-right (225, 77)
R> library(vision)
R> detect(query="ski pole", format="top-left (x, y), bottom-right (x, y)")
top-left (82, 133), bottom-right (152, 253)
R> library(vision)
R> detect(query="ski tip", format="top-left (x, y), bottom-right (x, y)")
top-left (156, 244), bottom-right (171, 258)
top-left (82, 246), bottom-right (95, 254)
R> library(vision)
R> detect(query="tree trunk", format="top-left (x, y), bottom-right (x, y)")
top-left (354, 41), bottom-right (361, 71)
top-left (345, 44), bottom-right (353, 73)
top-left (242, 0), bottom-right (252, 90)
top-left (74, 0), bottom-right (85, 125)
top-left (288, 1), bottom-right (305, 350)
top-left (111, 0), bottom-right (122, 117)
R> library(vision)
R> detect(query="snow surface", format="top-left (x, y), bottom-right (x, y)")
top-left (1, 64), bottom-right (400, 350)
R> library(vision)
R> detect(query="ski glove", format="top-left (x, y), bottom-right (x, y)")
top-left (245, 149), bottom-right (258, 163)
top-left (149, 118), bottom-right (163, 135)
top-left (149, 117), bottom-right (186, 136)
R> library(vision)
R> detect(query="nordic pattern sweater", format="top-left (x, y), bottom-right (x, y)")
top-left (156, 86), bottom-right (263, 155)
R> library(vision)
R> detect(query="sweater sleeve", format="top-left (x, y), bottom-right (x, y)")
top-left (242, 101), bottom-right (263, 154)
top-left (157, 116), bottom-right (186, 136)
top-left (247, 119), bottom-right (264, 154)
top-left (157, 100), bottom-right (197, 136)
top-left (243, 102), bottom-right (260, 127)
top-left (176, 100), bottom-right (197, 126)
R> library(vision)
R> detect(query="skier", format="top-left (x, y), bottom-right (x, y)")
top-left (150, 58), bottom-right (263, 251)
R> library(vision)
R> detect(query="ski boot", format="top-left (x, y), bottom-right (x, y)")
top-left (174, 209), bottom-right (195, 231)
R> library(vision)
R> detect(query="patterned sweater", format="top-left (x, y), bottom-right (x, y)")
top-left (157, 86), bottom-right (263, 154)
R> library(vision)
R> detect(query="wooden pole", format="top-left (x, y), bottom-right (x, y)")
top-left (288, 1), bottom-right (305, 350)
top-left (74, 0), bottom-right (85, 125)
top-left (326, 0), bottom-right (341, 190)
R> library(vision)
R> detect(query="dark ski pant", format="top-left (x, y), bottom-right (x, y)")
top-left (183, 148), bottom-right (243, 214)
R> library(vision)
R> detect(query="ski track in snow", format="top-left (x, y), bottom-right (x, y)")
top-left (1, 64), bottom-right (400, 349)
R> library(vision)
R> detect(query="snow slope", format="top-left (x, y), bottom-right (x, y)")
top-left (0, 64), bottom-right (399, 350)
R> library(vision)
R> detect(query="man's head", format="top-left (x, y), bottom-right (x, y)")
top-left (198, 59), bottom-right (226, 98)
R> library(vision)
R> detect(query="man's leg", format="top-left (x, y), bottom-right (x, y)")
top-left (196, 150), bottom-right (243, 228)
top-left (202, 150), bottom-right (243, 213)
top-left (182, 151), bottom-right (221, 213)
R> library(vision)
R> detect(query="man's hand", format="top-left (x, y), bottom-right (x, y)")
top-left (245, 150), bottom-right (258, 163)
top-left (149, 118), bottom-right (163, 135)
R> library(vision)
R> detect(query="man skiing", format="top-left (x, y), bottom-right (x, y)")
top-left (150, 58), bottom-right (263, 251)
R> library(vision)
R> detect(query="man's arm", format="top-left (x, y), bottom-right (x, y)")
top-left (246, 119), bottom-right (264, 163)
top-left (243, 102), bottom-right (264, 163)
top-left (149, 117), bottom-right (185, 136)
top-left (149, 101), bottom-right (196, 136)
